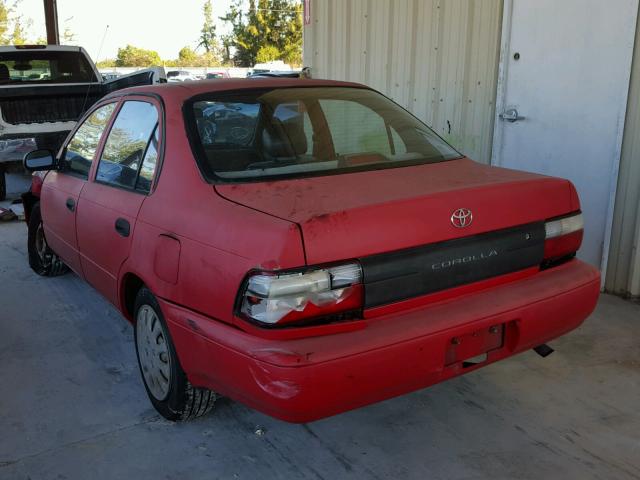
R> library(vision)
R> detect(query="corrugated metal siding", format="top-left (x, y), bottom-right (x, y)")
top-left (303, 0), bottom-right (503, 164)
top-left (606, 12), bottom-right (640, 298)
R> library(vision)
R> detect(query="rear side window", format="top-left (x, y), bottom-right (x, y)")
top-left (60, 103), bottom-right (116, 179)
top-left (96, 101), bottom-right (159, 191)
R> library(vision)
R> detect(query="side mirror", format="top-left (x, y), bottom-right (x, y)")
top-left (24, 149), bottom-right (57, 171)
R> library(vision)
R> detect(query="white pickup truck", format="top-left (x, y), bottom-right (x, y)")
top-left (0, 44), bottom-right (165, 199)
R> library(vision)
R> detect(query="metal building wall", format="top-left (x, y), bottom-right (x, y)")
top-left (606, 12), bottom-right (640, 298)
top-left (303, 0), bottom-right (503, 164)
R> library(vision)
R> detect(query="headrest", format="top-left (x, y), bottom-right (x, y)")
top-left (262, 118), bottom-right (307, 158)
top-left (57, 57), bottom-right (75, 74)
top-left (0, 64), bottom-right (10, 82)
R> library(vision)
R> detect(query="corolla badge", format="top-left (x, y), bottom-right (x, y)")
top-left (451, 208), bottom-right (473, 228)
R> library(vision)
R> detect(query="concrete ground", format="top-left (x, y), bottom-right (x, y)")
top-left (1, 173), bottom-right (639, 480)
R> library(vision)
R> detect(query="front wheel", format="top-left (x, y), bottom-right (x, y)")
top-left (27, 202), bottom-right (69, 276)
top-left (134, 287), bottom-right (217, 421)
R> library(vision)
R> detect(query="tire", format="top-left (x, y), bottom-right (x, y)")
top-left (27, 202), bottom-right (69, 276)
top-left (134, 287), bottom-right (217, 421)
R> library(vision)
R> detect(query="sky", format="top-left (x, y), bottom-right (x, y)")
top-left (18, 0), bottom-right (236, 61)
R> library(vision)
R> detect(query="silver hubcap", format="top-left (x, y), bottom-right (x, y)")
top-left (35, 223), bottom-right (48, 262)
top-left (136, 305), bottom-right (172, 400)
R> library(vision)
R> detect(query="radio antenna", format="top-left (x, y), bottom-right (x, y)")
top-left (80, 25), bottom-right (110, 118)
top-left (95, 25), bottom-right (110, 65)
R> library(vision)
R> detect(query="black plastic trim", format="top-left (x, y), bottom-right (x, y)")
top-left (360, 222), bottom-right (546, 308)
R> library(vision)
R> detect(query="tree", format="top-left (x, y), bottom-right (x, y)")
top-left (0, 0), bottom-right (31, 46)
top-left (96, 58), bottom-right (116, 68)
top-left (177, 46), bottom-right (199, 66)
top-left (220, 0), bottom-right (302, 67)
top-left (220, 34), bottom-right (233, 65)
top-left (198, 0), bottom-right (221, 62)
top-left (115, 45), bottom-right (162, 67)
top-left (256, 44), bottom-right (280, 63)
top-left (281, 1), bottom-right (302, 66)
top-left (10, 15), bottom-right (27, 45)
top-left (0, 0), bottom-right (10, 44)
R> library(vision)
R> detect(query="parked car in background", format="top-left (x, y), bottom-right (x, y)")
top-left (0, 44), bottom-right (165, 199)
top-left (247, 71), bottom-right (302, 79)
top-left (166, 70), bottom-right (197, 82)
top-left (22, 79), bottom-right (600, 423)
top-left (101, 72), bottom-right (121, 81)
top-left (205, 71), bottom-right (230, 79)
top-left (249, 60), bottom-right (293, 77)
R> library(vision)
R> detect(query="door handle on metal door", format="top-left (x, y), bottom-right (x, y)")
top-left (65, 198), bottom-right (75, 212)
top-left (499, 108), bottom-right (526, 122)
top-left (115, 218), bottom-right (130, 237)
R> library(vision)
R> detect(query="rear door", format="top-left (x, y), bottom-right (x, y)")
top-left (40, 102), bottom-right (117, 274)
top-left (76, 97), bottom-right (161, 305)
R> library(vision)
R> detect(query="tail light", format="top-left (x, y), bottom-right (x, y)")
top-left (238, 263), bottom-right (363, 326)
top-left (543, 212), bottom-right (584, 262)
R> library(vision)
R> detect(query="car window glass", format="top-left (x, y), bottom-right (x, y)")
top-left (320, 99), bottom-right (391, 156)
top-left (135, 125), bottom-right (159, 193)
top-left (194, 101), bottom-right (260, 147)
top-left (96, 101), bottom-right (158, 190)
top-left (390, 126), bottom-right (407, 155)
top-left (60, 103), bottom-right (116, 179)
top-left (188, 87), bottom-right (461, 181)
top-left (273, 102), bottom-right (313, 155)
top-left (0, 51), bottom-right (98, 84)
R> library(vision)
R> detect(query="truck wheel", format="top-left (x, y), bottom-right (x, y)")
top-left (0, 169), bottom-right (6, 201)
top-left (134, 287), bottom-right (217, 421)
top-left (27, 202), bottom-right (69, 276)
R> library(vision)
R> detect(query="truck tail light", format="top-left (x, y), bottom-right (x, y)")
top-left (543, 212), bottom-right (584, 262)
top-left (239, 263), bottom-right (363, 326)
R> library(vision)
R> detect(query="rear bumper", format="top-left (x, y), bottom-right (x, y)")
top-left (162, 259), bottom-right (600, 423)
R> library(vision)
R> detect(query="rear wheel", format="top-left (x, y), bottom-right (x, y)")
top-left (27, 202), bottom-right (69, 276)
top-left (134, 287), bottom-right (217, 421)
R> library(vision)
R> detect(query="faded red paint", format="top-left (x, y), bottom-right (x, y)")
top-left (32, 78), bottom-right (600, 422)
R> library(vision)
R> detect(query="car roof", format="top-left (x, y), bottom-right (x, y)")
top-left (104, 78), bottom-right (370, 102)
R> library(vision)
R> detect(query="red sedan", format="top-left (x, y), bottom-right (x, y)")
top-left (23, 79), bottom-right (600, 422)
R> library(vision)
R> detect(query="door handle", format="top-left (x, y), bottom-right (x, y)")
top-left (115, 218), bottom-right (130, 237)
top-left (499, 108), bottom-right (526, 122)
top-left (65, 198), bottom-right (75, 212)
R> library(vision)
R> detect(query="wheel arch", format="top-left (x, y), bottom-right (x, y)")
top-left (21, 191), bottom-right (40, 225)
top-left (120, 271), bottom-right (147, 323)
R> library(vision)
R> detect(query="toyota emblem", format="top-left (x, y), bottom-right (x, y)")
top-left (451, 208), bottom-right (473, 228)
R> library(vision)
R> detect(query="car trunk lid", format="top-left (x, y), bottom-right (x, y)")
top-left (215, 158), bottom-right (575, 265)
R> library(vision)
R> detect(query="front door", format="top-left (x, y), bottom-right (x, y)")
top-left (77, 98), bottom-right (161, 305)
top-left (491, 0), bottom-right (639, 269)
top-left (40, 102), bottom-right (117, 275)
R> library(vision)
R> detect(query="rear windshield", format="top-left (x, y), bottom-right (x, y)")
top-left (0, 50), bottom-right (98, 84)
top-left (185, 87), bottom-right (462, 182)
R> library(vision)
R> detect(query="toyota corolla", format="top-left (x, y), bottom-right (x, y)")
top-left (22, 79), bottom-right (600, 422)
